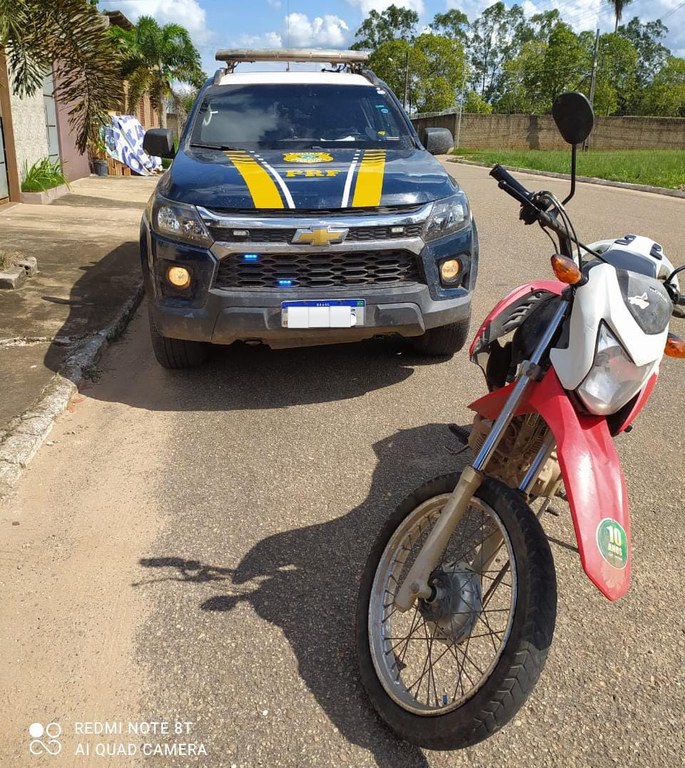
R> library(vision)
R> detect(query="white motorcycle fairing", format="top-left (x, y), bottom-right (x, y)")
top-left (550, 262), bottom-right (671, 395)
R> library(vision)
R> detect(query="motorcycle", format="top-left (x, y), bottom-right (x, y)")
top-left (355, 92), bottom-right (685, 750)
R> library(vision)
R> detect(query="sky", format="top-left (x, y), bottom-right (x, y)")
top-left (98, 0), bottom-right (685, 77)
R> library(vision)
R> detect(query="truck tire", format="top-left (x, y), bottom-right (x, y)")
top-left (412, 315), bottom-right (471, 357)
top-left (148, 306), bottom-right (209, 369)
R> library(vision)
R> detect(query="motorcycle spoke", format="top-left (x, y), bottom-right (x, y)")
top-left (482, 562), bottom-right (511, 607)
top-left (407, 624), bottom-right (434, 700)
top-left (452, 636), bottom-right (478, 694)
top-left (475, 609), bottom-right (505, 649)
top-left (423, 621), bottom-right (440, 708)
top-left (369, 491), bottom-right (518, 715)
top-left (406, 638), bottom-right (455, 697)
top-left (395, 611), bottom-right (426, 669)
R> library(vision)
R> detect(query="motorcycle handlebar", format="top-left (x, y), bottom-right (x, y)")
top-left (489, 165), bottom-right (534, 202)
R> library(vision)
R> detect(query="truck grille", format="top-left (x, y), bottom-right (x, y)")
top-left (215, 250), bottom-right (421, 289)
top-left (207, 224), bottom-right (424, 244)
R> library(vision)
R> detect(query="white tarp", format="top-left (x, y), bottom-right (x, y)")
top-left (103, 115), bottom-right (162, 175)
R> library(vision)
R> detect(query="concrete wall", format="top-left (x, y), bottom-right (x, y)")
top-left (412, 112), bottom-right (685, 151)
top-left (9, 78), bottom-right (50, 181)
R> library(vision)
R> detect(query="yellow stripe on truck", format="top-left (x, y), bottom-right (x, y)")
top-left (225, 151), bottom-right (284, 209)
top-left (351, 150), bottom-right (386, 208)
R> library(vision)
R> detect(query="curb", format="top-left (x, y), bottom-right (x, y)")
top-left (449, 158), bottom-right (685, 199)
top-left (0, 282), bottom-right (145, 496)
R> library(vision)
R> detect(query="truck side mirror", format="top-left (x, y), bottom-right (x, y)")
top-left (143, 129), bottom-right (175, 159)
top-left (424, 128), bottom-right (454, 156)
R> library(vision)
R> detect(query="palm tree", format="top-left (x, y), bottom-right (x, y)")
top-left (605, 0), bottom-right (634, 33)
top-left (0, 0), bottom-right (124, 152)
top-left (110, 16), bottom-right (204, 129)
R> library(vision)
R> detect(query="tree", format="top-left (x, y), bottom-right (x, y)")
top-left (495, 40), bottom-right (546, 113)
top-left (352, 4), bottom-right (418, 50)
top-left (366, 38), bottom-right (414, 105)
top-left (641, 56), bottom-right (685, 116)
top-left (618, 17), bottom-right (669, 92)
top-left (110, 15), bottom-right (204, 129)
top-left (432, 9), bottom-right (469, 43)
top-left (495, 23), bottom-right (590, 114)
top-left (171, 85), bottom-right (200, 134)
top-left (463, 90), bottom-right (492, 114)
top-left (523, 10), bottom-right (563, 44)
top-left (592, 33), bottom-right (638, 115)
top-left (469, 2), bottom-right (526, 101)
top-left (0, 0), bottom-right (124, 152)
top-left (604, 0), bottom-right (634, 33)
top-left (367, 34), bottom-right (466, 114)
top-left (411, 33), bottom-right (465, 113)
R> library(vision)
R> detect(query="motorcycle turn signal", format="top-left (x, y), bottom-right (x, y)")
top-left (551, 254), bottom-right (584, 285)
top-left (665, 333), bottom-right (685, 359)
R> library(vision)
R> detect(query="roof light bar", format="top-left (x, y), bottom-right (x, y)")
top-left (215, 48), bottom-right (370, 65)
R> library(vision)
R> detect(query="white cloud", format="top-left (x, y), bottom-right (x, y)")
top-left (284, 13), bottom-right (351, 48)
top-left (346, 0), bottom-right (425, 17)
top-left (99, 0), bottom-right (213, 44)
top-left (266, 0), bottom-right (282, 7)
top-left (235, 31), bottom-right (284, 49)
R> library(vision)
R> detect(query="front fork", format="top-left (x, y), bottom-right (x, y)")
top-left (394, 299), bottom-right (569, 611)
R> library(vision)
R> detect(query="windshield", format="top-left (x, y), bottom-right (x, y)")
top-left (189, 83), bottom-right (415, 151)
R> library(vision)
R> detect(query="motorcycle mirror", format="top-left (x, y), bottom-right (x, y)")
top-left (552, 92), bottom-right (594, 206)
top-left (552, 92), bottom-right (594, 146)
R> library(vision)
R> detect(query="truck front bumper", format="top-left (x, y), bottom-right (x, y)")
top-left (149, 281), bottom-right (472, 349)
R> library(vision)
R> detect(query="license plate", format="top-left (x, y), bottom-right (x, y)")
top-left (281, 299), bottom-right (366, 329)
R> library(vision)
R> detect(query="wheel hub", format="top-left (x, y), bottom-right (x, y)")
top-left (419, 563), bottom-right (482, 644)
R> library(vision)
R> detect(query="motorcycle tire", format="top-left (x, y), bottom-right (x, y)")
top-left (356, 472), bottom-right (557, 750)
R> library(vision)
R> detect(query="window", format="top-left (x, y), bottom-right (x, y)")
top-left (189, 84), bottom-right (414, 151)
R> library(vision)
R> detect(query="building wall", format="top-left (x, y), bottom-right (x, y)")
top-left (9, 78), bottom-right (50, 181)
top-left (126, 92), bottom-right (160, 131)
top-left (54, 68), bottom-right (91, 182)
top-left (412, 112), bottom-right (685, 151)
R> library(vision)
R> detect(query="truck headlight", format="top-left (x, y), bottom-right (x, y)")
top-left (151, 195), bottom-right (213, 248)
top-left (576, 324), bottom-right (654, 416)
top-left (424, 193), bottom-right (470, 242)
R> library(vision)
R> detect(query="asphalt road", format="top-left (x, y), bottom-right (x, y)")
top-left (1, 164), bottom-right (684, 768)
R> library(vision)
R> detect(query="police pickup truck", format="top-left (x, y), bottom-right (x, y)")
top-left (141, 49), bottom-right (478, 368)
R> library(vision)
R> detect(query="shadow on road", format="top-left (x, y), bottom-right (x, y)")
top-left (136, 423), bottom-right (472, 766)
top-left (88, 324), bottom-right (444, 410)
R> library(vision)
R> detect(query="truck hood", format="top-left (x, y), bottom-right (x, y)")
top-left (158, 146), bottom-right (458, 211)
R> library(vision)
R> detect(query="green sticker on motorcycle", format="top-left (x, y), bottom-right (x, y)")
top-left (596, 518), bottom-right (628, 569)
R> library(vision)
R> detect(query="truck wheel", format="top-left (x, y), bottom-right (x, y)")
top-left (412, 316), bottom-right (470, 357)
top-left (148, 307), bottom-right (209, 369)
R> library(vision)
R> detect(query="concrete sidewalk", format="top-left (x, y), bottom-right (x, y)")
top-left (0, 175), bottom-right (157, 486)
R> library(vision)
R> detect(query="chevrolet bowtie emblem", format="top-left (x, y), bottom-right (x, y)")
top-left (292, 227), bottom-right (348, 246)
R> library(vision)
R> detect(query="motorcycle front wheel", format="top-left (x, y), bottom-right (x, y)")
top-left (356, 472), bottom-right (557, 750)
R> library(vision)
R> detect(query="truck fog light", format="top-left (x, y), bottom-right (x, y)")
top-left (440, 258), bottom-right (462, 284)
top-left (167, 265), bottom-right (191, 289)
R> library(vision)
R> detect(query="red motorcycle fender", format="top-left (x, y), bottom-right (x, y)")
top-left (469, 370), bottom-right (631, 601)
top-left (468, 280), bottom-right (565, 357)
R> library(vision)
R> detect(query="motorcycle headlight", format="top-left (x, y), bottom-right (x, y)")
top-left (151, 195), bottom-right (213, 248)
top-left (424, 193), bottom-right (470, 242)
top-left (576, 324), bottom-right (654, 416)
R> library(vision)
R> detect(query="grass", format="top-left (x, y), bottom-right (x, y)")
top-left (20, 157), bottom-right (69, 193)
top-left (452, 149), bottom-right (685, 190)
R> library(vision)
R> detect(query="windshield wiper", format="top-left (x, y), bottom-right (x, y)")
top-left (189, 142), bottom-right (240, 151)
